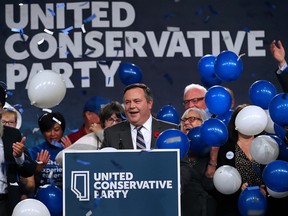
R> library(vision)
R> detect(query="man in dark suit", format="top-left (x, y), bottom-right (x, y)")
top-left (102, 83), bottom-right (180, 149)
top-left (101, 83), bottom-right (190, 193)
top-left (0, 84), bottom-right (36, 216)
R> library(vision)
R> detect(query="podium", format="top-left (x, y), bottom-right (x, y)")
top-left (63, 149), bottom-right (181, 216)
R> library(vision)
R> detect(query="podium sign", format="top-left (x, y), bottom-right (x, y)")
top-left (63, 149), bottom-right (180, 216)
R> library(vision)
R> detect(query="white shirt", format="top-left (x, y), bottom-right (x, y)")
top-left (130, 115), bottom-right (152, 149)
top-left (0, 138), bottom-right (7, 194)
top-left (277, 61), bottom-right (288, 74)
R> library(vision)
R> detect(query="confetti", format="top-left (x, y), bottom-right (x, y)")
top-left (61, 26), bottom-right (74, 35)
top-left (11, 28), bottom-right (21, 33)
top-left (44, 28), bottom-right (54, 35)
top-left (37, 38), bottom-right (45, 45)
top-left (52, 117), bottom-right (61, 125)
top-left (81, 24), bottom-right (86, 33)
top-left (167, 26), bottom-right (180, 32)
top-left (86, 210), bottom-right (92, 216)
top-left (163, 73), bottom-right (173, 85)
top-left (48, 8), bottom-right (56, 16)
top-left (42, 108), bottom-right (52, 113)
top-left (83, 13), bottom-right (96, 23)
top-left (93, 197), bottom-right (101, 208)
top-left (32, 128), bottom-right (40, 133)
top-left (56, 3), bottom-right (65, 8)
top-left (76, 160), bottom-right (91, 165)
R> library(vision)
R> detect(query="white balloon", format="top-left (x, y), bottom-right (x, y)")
top-left (267, 186), bottom-right (288, 198)
top-left (213, 165), bottom-right (242, 195)
top-left (27, 70), bottom-right (66, 108)
top-left (264, 110), bottom-right (275, 134)
top-left (235, 105), bottom-right (268, 136)
top-left (250, 135), bottom-right (279, 164)
top-left (12, 198), bottom-right (51, 216)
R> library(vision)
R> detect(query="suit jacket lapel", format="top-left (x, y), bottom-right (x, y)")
top-left (118, 121), bottom-right (134, 149)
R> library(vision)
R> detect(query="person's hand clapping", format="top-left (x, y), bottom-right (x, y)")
top-left (12, 137), bottom-right (26, 158)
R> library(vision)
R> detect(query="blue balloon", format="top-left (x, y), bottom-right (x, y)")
top-left (214, 50), bottom-right (243, 82)
top-left (156, 105), bottom-right (180, 125)
top-left (198, 54), bottom-right (222, 88)
top-left (156, 129), bottom-right (190, 158)
top-left (270, 135), bottom-right (288, 161)
top-left (216, 109), bottom-right (234, 126)
top-left (200, 118), bottom-right (228, 147)
top-left (238, 186), bottom-right (267, 216)
top-left (269, 93), bottom-right (288, 127)
top-left (118, 62), bottom-right (143, 85)
top-left (205, 85), bottom-right (232, 116)
top-left (187, 126), bottom-right (211, 157)
top-left (274, 123), bottom-right (286, 140)
top-left (35, 184), bottom-right (63, 216)
top-left (249, 80), bottom-right (277, 109)
top-left (262, 160), bottom-right (288, 192)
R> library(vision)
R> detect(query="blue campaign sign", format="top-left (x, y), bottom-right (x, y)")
top-left (63, 149), bottom-right (180, 216)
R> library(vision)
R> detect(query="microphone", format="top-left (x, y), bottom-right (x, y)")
top-left (119, 138), bottom-right (123, 149)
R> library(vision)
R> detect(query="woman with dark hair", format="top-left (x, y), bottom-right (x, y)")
top-left (55, 101), bottom-right (125, 165)
top-left (28, 111), bottom-right (66, 191)
top-left (215, 104), bottom-right (266, 216)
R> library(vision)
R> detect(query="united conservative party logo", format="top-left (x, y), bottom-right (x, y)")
top-left (71, 170), bottom-right (173, 202)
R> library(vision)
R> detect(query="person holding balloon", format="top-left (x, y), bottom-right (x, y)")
top-left (182, 84), bottom-right (222, 179)
top-left (215, 104), bottom-right (267, 216)
top-left (180, 107), bottom-right (217, 216)
top-left (28, 111), bottom-right (66, 194)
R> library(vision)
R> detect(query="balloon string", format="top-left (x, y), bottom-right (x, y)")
top-left (238, 53), bottom-right (246, 61)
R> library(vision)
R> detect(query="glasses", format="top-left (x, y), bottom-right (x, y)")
top-left (181, 116), bottom-right (202, 123)
top-left (106, 117), bottom-right (122, 123)
top-left (182, 97), bottom-right (204, 106)
top-left (1, 120), bottom-right (16, 125)
top-left (182, 97), bottom-right (205, 105)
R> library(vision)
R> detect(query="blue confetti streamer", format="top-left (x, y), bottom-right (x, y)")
top-left (110, 160), bottom-right (123, 170)
top-left (163, 73), bottom-right (173, 85)
top-left (76, 159), bottom-right (91, 165)
top-left (208, 5), bottom-right (219, 15)
top-left (64, 51), bottom-right (70, 55)
top-left (6, 91), bottom-right (13, 96)
top-left (243, 26), bottom-right (250, 33)
top-left (51, 140), bottom-right (63, 149)
top-left (11, 28), bottom-right (20, 33)
top-left (48, 8), bottom-right (56, 16)
top-left (56, 3), bottom-right (65, 8)
top-left (80, 0), bottom-right (90, 7)
top-left (94, 197), bottom-right (101, 208)
top-left (61, 26), bottom-right (74, 35)
top-left (81, 76), bottom-right (89, 80)
top-left (84, 13), bottom-right (97, 24)
top-left (68, 128), bottom-right (79, 133)
top-left (203, 15), bottom-right (210, 23)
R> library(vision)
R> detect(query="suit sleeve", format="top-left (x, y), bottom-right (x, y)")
top-left (275, 67), bottom-right (288, 93)
top-left (18, 150), bottom-right (37, 178)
